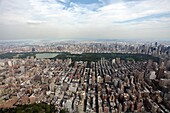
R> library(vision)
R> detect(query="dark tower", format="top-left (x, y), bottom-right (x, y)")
top-left (32, 47), bottom-right (35, 52)
top-left (157, 67), bottom-right (164, 79)
top-left (155, 42), bottom-right (158, 47)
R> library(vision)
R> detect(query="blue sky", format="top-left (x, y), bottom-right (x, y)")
top-left (0, 0), bottom-right (170, 40)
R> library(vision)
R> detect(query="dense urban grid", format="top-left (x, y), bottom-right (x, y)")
top-left (0, 40), bottom-right (170, 113)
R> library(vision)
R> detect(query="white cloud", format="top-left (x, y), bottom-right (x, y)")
top-left (0, 0), bottom-right (170, 39)
top-left (58, 0), bottom-right (70, 3)
top-left (27, 20), bottom-right (46, 25)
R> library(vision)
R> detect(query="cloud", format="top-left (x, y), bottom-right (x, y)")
top-left (113, 13), bottom-right (170, 24)
top-left (0, 0), bottom-right (170, 40)
top-left (57, 0), bottom-right (70, 3)
top-left (27, 20), bottom-right (46, 25)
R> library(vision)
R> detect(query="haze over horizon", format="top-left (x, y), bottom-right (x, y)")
top-left (0, 0), bottom-right (170, 40)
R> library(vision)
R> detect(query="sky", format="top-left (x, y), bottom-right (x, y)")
top-left (0, 0), bottom-right (170, 40)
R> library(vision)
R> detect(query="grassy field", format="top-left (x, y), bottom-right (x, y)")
top-left (0, 52), bottom-right (160, 62)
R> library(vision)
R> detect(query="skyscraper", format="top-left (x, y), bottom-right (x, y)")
top-left (157, 67), bottom-right (164, 79)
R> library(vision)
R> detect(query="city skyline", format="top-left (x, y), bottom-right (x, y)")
top-left (0, 40), bottom-right (170, 113)
top-left (0, 0), bottom-right (170, 40)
